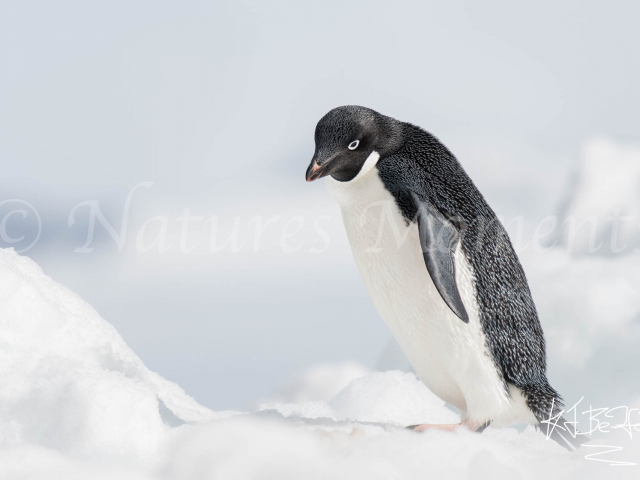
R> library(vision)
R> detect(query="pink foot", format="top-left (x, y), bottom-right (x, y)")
top-left (407, 419), bottom-right (485, 433)
top-left (407, 423), bottom-right (461, 432)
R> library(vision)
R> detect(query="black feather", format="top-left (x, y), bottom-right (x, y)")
top-left (311, 106), bottom-right (585, 450)
top-left (377, 119), bottom-right (581, 448)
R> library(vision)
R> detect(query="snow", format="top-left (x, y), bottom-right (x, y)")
top-left (264, 362), bottom-right (371, 404)
top-left (256, 370), bottom-right (459, 427)
top-left (330, 371), bottom-right (459, 426)
top-left (158, 417), bottom-right (566, 480)
top-left (0, 247), bottom-right (225, 459)
top-left (3, 139), bottom-right (640, 478)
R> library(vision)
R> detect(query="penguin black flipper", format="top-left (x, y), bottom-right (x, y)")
top-left (409, 191), bottom-right (469, 323)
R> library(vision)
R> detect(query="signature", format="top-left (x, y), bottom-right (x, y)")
top-left (541, 397), bottom-right (640, 466)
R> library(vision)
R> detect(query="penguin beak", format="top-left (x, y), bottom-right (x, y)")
top-left (305, 157), bottom-right (329, 182)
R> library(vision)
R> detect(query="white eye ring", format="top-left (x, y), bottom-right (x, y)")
top-left (348, 140), bottom-right (360, 150)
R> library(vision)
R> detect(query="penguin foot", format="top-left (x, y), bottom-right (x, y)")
top-left (406, 419), bottom-right (487, 433)
top-left (406, 423), bottom-right (462, 432)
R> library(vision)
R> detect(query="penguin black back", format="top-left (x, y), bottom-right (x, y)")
top-left (308, 106), bottom-right (583, 449)
top-left (376, 123), bottom-right (559, 413)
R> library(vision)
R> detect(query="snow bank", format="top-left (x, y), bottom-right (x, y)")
top-left (265, 362), bottom-right (370, 404)
top-left (330, 371), bottom-right (459, 425)
top-left (1, 247), bottom-right (639, 479)
top-left (157, 417), bottom-right (615, 480)
top-left (0, 248), bottom-right (221, 459)
top-left (258, 370), bottom-right (458, 426)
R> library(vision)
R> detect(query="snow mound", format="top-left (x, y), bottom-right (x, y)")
top-left (331, 371), bottom-right (459, 425)
top-left (0, 248), bottom-right (221, 458)
top-left (258, 371), bottom-right (458, 426)
top-left (157, 416), bottom-right (639, 480)
top-left (2, 248), bottom-right (639, 479)
top-left (560, 138), bottom-right (640, 255)
top-left (267, 362), bottom-right (370, 404)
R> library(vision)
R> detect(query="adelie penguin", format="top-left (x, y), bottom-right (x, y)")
top-left (305, 105), bottom-right (585, 450)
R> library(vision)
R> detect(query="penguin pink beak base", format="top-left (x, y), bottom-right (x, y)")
top-left (305, 158), bottom-right (327, 182)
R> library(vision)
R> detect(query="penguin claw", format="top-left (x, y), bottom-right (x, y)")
top-left (406, 420), bottom-right (489, 433)
top-left (406, 423), bottom-right (462, 432)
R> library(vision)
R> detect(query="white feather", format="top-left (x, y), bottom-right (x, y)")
top-left (325, 155), bottom-right (537, 426)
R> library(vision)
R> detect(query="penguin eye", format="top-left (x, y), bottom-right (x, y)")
top-left (348, 140), bottom-right (360, 150)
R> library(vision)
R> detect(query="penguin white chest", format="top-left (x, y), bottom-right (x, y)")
top-left (324, 162), bottom-right (513, 425)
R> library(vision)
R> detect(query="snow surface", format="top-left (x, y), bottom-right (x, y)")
top-left (1, 247), bottom-right (639, 479)
top-left (264, 362), bottom-right (371, 404)
top-left (0, 247), bottom-right (227, 458)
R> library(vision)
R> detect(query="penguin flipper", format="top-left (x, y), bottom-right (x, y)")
top-left (410, 192), bottom-right (469, 323)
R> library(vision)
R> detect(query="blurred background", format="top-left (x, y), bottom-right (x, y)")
top-left (1, 0), bottom-right (639, 411)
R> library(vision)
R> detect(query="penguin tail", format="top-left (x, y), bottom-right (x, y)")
top-left (540, 415), bottom-right (589, 451)
top-left (523, 383), bottom-right (589, 451)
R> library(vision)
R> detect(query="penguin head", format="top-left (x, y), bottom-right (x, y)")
top-left (306, 105), bottom-right (401, 182)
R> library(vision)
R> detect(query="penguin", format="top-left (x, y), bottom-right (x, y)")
top-left (305, 105), bottom-right (584, 450)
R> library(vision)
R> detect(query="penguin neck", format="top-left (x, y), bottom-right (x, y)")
top-left (324, 151), bottom-right (392, 211)
top-left (375, 115), bottom-right (404, 157)
top-left (354, 150), bottom-right (381, 180)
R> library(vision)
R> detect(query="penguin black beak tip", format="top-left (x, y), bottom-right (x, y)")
top-left (305, 159), bottom-right (325, 182)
